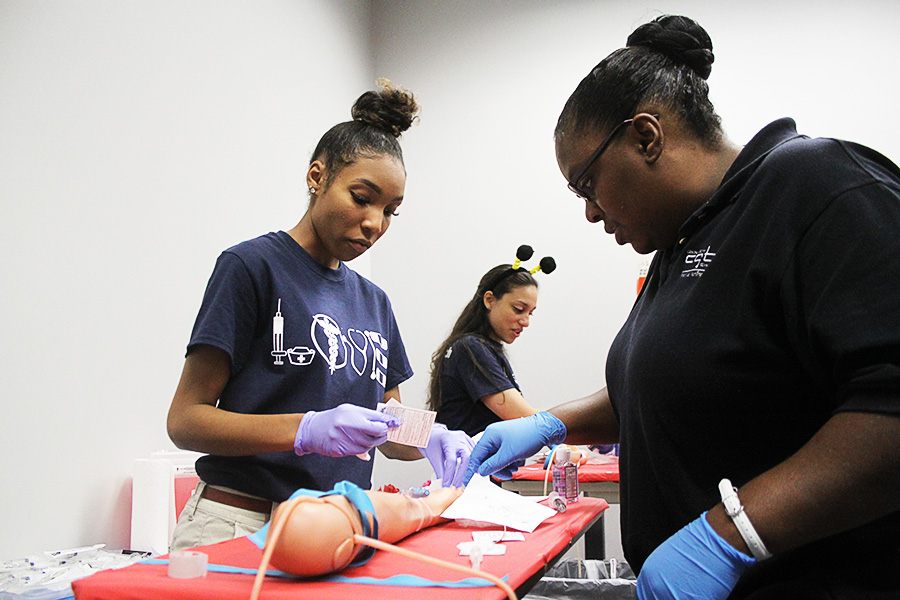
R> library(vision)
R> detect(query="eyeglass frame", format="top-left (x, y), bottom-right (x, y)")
top-left (566, 114), bottom-right (659, 200)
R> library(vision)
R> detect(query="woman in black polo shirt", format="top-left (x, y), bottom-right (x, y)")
top-left (463, 14), bottom-right (900, 600)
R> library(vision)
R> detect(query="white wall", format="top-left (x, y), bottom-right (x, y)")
top-left (0, 0), bottom-right (374, 559)
top-left (368, 0), bottom-right (900, 494)
top-left (368, 0), bottom-right (900, 558)
top-left (2, 0), bottom-right (898, 561)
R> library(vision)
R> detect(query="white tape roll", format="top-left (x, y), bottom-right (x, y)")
top-left (167, 550), bottom-right (208, 579)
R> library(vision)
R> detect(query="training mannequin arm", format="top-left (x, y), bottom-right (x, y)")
top-left (264, 487), bottom-right (463, 577)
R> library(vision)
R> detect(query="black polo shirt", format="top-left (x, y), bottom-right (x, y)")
top-left (607, 119), bottom-right (900, 597)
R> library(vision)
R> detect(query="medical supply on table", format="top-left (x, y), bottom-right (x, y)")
top-left (0, 544), bottom-right (150, 600)
top-left (552, 446), bottom-right (579, 503)
top-left (167, 550), bottom-right (208, 579)
top-left (547, 491), bottom-right (567, 513)
top-left (468, 543), bottom-right (483, 570)
top-left (401, 486), bottom-right (430, 498)
top-left (377, 482), bottom-right (431, 496)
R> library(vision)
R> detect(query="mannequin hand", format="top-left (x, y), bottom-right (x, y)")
top-left (294, 404), bottom-right (400, 457)
top-left (636, 511), bottom-right (755, 600)
top-left (463, 411), bottom-right (566, 484)
top-left (421, 424), bottom-right (475, 488)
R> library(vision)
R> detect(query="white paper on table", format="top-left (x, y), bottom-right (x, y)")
top-left (377, 399), bottom-right (436, 447)
top-left (457, 541), bottom-right (507, 556)
top-left (440, 474), bottom-right (557, 533)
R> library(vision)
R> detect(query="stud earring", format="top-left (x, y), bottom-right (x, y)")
top-left (309, 186), bottom-right (316, 195)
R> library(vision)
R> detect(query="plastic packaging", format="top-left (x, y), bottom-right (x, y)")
top-left (523, 558), bottom-right (636, 600)
top-left (0, 545), bottom-right (150, 600)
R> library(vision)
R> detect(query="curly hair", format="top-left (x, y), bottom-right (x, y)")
top-left (310, 78), bottom-right (420, 191)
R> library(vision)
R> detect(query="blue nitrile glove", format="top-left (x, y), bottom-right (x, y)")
top-left (636, 511), bottom-right (755, 600)
top-left (421, 423), bottom-right (475, 488)
top-left (463, 411), bottom-right (566, 484)
top-left (542, 444), bottom-right (567, 469)
top-left (294, 403), bottom-right (400, 457)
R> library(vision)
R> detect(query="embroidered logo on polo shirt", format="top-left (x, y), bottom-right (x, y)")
top-left (681, 246), bottom-right (716, 278)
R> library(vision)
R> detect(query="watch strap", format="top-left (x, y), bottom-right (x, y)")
top-left (718, 479), bottom-right (772, 560)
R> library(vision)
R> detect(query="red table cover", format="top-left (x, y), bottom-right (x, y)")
top-left (73, 497), bottom-right (608, 600)
top-left (511, 461), bottom-right (619, 483)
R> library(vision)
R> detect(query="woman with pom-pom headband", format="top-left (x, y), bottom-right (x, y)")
top-left (426, 245), bottom-right (555, 438)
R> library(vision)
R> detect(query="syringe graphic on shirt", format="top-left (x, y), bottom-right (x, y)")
top-left (271, 300), bottom-right (316, 367)
top-left (271, 298), bottom-right (287, 365)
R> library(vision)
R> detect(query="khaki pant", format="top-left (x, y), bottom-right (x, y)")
top-left (169, 482), bottom-right (272, 551)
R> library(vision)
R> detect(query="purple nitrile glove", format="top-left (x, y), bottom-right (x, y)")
top-left (420, 423), bottom-right (475, 488)
top-left (636, 511), bottom-right (756, 600)
top-left (590, 443), bottom-right (620, 456)
top-left (463, 411), bottom-right (567, 484)
top-left (294, 403), bottom-right (400, 457)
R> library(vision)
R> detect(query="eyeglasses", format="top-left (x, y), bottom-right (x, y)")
top-left (566, 115), bottom-right (658, 200)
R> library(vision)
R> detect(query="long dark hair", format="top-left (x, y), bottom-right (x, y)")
top-left (427, 265), bottom-right (537, 412)
top-left (555, 15), bottom-right (722, 149)
top-left (311, 78), bottom-right (419, 192)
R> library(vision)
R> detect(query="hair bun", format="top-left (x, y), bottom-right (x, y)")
top-left (350, 78), bottom-right (420, 138)
top-left (626, 15), bottom-right (714, 80)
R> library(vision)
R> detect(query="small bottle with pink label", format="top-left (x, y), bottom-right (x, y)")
top-left (551, 446), bottom-right (579, 503)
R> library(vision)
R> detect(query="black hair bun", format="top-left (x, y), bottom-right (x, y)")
top-left (539, 256), bottom-right (557, 275)
top-left (351, 78), bottom-right (420, 138)
top-left (626, 15), bottom-right (714, 80)
top-left (516, 245), bottom-right (534, 262)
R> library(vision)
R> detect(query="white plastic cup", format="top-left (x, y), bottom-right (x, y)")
top-left (167, 550), bottom-right (208, 579)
